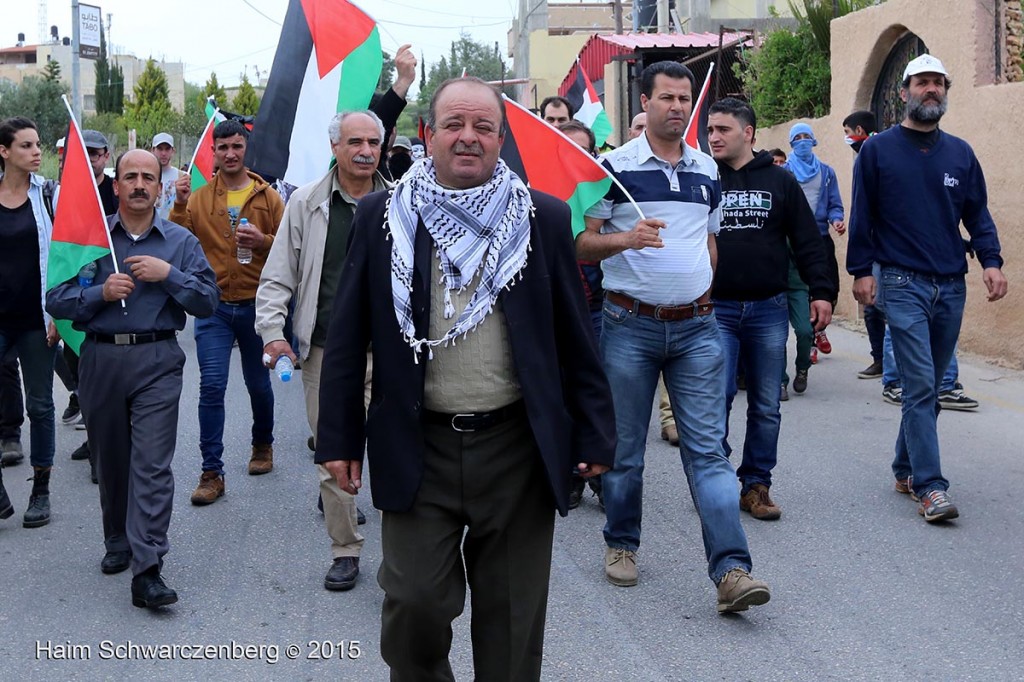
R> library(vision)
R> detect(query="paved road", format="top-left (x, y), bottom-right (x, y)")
top-left (1, 322), bottom-right (1022, 681)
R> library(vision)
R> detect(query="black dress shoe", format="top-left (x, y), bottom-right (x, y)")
top-left (70, 441), bottom-right (90, 461)
top-left (324, 557), bottom-right (359, 591)
top-left (356, 507), bottom-right (366, 525)
top-left (131, 567), bottom-right (178, 608)
top-left (101, 550), bottom-right (131, 574)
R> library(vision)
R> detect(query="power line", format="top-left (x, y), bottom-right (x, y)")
top-left (240, 0), bottom-right (282, 26)
top-left (379, 18), bottom-right (510, 29)
top-left (378, 0), bottom-right (509, 20)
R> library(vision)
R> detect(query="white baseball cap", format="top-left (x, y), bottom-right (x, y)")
top-left (152, 132), bottom-right (175, 148)
top-left (903, 54), bottom-right (948, 81)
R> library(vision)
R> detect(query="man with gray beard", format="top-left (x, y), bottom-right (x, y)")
top-left (847, 54), bottom-right (1008, 523)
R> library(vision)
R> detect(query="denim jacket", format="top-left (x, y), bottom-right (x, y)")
top-left (0, 172), bottom-right (55, 327)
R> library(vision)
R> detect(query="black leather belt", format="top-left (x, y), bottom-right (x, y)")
top-left (87, 331), bottom-right (177, 345)
top-left (423, 401), bottom-right (525, 433)
top-left (223, 298), bottom-right (256, 306)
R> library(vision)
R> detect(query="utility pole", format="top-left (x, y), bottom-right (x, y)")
top-left (613, 0), bottom-right (623, 34)
top-left (657, 0), bottom-right (670, 33)
top-left (71, 0), bottom-right (82, 120)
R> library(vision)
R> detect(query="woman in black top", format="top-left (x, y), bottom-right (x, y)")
top-left (0, 116), bottom-right (59, 527)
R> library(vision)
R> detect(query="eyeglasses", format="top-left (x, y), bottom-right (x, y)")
top-left (87, 149), bottom-right (107, 159)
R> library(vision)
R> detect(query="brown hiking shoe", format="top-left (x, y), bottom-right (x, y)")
top-left (604, 547), bottom-right (638, 587)
top-left (740, 484), bottom-right (781, 520)
top-left (248, 444), bottom-right (273, 475)
top-left (661, 424), bottom-right (679, 446)
top-left (716, 568), bottom-right (771, 613)
top-left (190, 471), bottom-right (224, 505)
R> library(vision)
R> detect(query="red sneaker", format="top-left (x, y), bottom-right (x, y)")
top-left (810, 347), bottom-right (818, 365)
top-left (814, 331), bottom-right (832, 354)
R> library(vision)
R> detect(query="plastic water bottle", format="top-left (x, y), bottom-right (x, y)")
top-left (275, 355), bottom-right (294, 382)
top-left (236, 218), bottom-right (253, 264)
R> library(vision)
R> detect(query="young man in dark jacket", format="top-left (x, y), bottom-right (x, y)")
top-left (707, 98), bottom-right (836, 520)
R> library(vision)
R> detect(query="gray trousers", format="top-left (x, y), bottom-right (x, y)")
top-left (379, 414), bottom-right (555, 682)
top-left (79, 338), bottom-right (184, 576)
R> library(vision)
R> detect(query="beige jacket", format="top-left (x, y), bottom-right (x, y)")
top-left (255, 167), bottom-right (388, 360)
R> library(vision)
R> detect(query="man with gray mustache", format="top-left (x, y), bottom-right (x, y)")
top-left (256, 110), bottom-right (389, 592)
top-left (848, 54), bottom-right (1008, 523)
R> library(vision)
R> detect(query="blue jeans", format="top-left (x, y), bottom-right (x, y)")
top-left (882, 326), bottom-right (957, 392)
top-left (600, 298), bottom-right (752, 583)
top-left (194, 302), bottom-right (274, 475)
top-left (0, 328), bottom-right (56, 467)
top-left (876, 266), bottom-right (965, 496)
top-left (714, 295), bottom-right (789, 492)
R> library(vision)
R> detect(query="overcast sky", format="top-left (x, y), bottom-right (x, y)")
top-left (5, 0), bottom-right (520, 96)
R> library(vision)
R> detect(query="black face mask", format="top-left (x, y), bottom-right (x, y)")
top-left (388, 152), bottom-right (413, 180)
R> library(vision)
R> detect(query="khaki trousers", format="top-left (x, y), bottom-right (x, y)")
top-left (658, 376), bottom-right (674, 428)
top-left (303, 345), bottom-right (370, 559)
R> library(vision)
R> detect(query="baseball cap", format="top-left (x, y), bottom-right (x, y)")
top-left (152, 132), bottom-right (175, 148)
top-left (82, 129), bottom-right (109, 150)
top-left (903, 54), bottom-right (948, 81)
top-left (392, 135), bottom-right (412, 151)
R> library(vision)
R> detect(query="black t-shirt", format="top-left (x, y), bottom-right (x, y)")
top-left (900, 125), bottom-right (941, 152)
top-left (97, 173), bottom-right (118, 216)
top-left (0, 198), bottom-right (44, 331)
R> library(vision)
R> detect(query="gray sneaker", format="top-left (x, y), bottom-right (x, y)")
top-left (938, 383), bottom-right (979, 411)
top-left (882, 385), bottom-right (903, 405)
top-left (716, 568), bottom-right (771, 613)
top-left (604, 547), bottom-right (638, 587)
top-left (918, 489), bottom-right (959, 522)
top-left (1, 439), bottom-right (24, 466)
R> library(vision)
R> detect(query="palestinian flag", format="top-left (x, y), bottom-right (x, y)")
top-left (500, 96), bottom-right (612, 237)
top-left (684, 62), bottom-right (715, 155)
top-left (248, 0), bottom-right (382, 188)
top-left (47, 99), bottom-right (113, 353)
top-left (565, 62), bottom-right (612, 148)
top-left (188, 106), bottom-right (224, 192)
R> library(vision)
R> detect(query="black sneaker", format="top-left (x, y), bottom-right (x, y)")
top-left (0, 439), bottom-right (24, 466)
top-left (938, 383), bottom-right (979, 411)
top-left (793, 369), bottom-right (808, 394)
top-left (858, 361), bottom-right (883, 379)
top-left (568, 476), bottom-right (586, 510)
top-left (882, 385), bottom-right (902, 405)
top-left (61, 394), bottom-right (81, 424)
top-left (70, 441), bottom-right (90, 461)
top-left (918, 489), bottom-right (959, 522)
top-left (779, 383), bottom-right (789, 401)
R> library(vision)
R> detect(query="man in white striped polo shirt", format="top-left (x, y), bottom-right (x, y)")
top-left (578, 60), bottom-right (770, 613)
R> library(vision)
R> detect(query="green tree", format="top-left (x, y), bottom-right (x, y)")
top-left (231, 74), bottom-right (260, 116)
top-left (202, 72), bottom-right (228, 109)
top-left (42, 59), bottom-right (62, 82)
top-left (0, 77), bottom-right (69, 149)
top-left (417, 33), bottom-right (514, 108)
top-left (124, 59), bottom-right (175, 145)
top-left (94, 26), bottom-right (124, 115)
top-left (735, 0), bottom-right (874, 126)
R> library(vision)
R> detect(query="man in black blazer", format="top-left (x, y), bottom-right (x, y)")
top-left (315, 77), bottom-right (616, 681)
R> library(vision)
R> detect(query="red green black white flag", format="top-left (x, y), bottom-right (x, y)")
top-left (248, 0), bottom-right (382, 188)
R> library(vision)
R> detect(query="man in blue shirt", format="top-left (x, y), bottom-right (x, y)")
top-left (579, 61), bottom-right (769, 613)
top-left (848, 54), bottom-right (1008, 523)
top-left (47, 149), bottom-right (219, 607)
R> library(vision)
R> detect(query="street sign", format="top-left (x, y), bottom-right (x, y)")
top-left (79, 4), bottom-right (102, 59)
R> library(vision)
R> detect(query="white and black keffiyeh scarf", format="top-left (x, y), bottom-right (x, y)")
top-left (385, 157), bottom-right (533, 359)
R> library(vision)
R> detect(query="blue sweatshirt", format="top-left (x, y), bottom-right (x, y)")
top-left (847, 126), bottom-right (1003, 278)
top-left (783, 161), bottom-right (844, 237)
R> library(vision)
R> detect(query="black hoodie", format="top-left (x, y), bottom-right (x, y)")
top-left (712, 150), bottom-right (835, 302)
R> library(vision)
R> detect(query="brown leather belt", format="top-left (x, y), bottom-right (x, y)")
top-left (606, 291), bottom-right (714, 321)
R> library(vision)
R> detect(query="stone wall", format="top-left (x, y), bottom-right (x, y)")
top-left (752, 0), bottom-right (1024, 368)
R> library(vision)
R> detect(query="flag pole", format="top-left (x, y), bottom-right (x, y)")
top-left (683, 61), bottom-right (714, 143)
top-left (502, 95), bottom-right (646, 222)
top-left (60, 95), bottom-right (121, 276)
top-left (188, 107), bottom-right (220, 174)
top-left (60, 95), bottom-right (125, 308)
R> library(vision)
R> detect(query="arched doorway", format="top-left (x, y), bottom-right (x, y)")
top-left (871, 32), bottom-right (929, 130)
